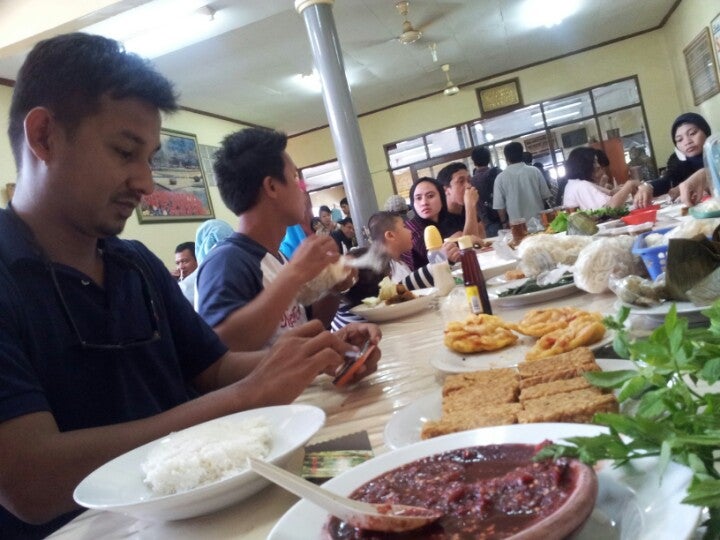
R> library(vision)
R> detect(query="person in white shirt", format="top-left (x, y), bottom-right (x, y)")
top-left (562, 147), bottom-right (638, 210)
top-left (173, 241), bottom-right (198, 304)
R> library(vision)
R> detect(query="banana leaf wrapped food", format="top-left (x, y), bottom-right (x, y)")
top-left (665, 225), bottom-right (720, 303)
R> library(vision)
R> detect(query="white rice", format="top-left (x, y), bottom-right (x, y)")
top-left (142, 416), bottom-right (272, 495)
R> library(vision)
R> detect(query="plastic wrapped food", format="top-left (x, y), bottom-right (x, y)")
top-left (609, 274), bottom-right (666, 307)
top-left (517, 234), bottom-right (593, 278)
top-left (297, 259), bottom-right (351, 305)
top-left (573, 236), bottom-right (636, 294)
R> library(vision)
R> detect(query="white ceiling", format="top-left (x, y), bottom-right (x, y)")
top-left (0, 0), bottom-right (677, 135)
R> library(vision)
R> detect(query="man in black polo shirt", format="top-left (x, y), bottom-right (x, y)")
top-left (0, 33), bottom-right (380, 539)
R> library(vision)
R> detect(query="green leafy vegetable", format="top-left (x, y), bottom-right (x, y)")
top-left (497, 273), bottom-right (574, 297)
top-left (536, 301), bottom-right (720, 538)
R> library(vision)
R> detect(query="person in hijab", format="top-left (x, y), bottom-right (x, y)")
top-left (634, 112), bottom-right (711, 207)
top-left (195, 219), bottom-right (234, 265)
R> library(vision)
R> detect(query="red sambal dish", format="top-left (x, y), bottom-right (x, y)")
top-left (324, 443), bottom-right (597, 540)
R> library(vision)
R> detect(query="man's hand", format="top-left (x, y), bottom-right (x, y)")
top-left (331, 322), bottom-right (382, 384)
top-left (239, 321), bottom-right (352, 405)
top-left (463, 185), bottom-right (479, 209)
top-left (287, 235), bottom-right (340, 284)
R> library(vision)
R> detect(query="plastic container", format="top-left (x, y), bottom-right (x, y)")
top-left (424, 225), bottom-right (447, 264)
top-left (622, 207), bottom-right (658, 226)
top-left (631, 227), bottom-right (673, 279)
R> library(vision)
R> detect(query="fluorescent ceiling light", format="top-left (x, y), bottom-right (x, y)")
top-left (81, 0), bottom-right (219, 58)
top-left (294, 70), bottom-right (322, 92)
top-left (522, 0), bottom-right (580, 29)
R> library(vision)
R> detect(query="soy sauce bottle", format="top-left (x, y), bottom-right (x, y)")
top-left (458, 235), bottom-right (492, 315)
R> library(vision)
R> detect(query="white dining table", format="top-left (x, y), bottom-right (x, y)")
top-left (48, 278), bottom-right (654, 539)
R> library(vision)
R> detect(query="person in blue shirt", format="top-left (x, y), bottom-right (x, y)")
top-left (0, 33), bottom-right (380, 539)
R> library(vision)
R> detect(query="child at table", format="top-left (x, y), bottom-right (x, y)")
top-left (331, 212), bottom-right (457, 329)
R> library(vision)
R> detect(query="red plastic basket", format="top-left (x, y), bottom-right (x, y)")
top-left (631, 227), bottom-right (672, 279)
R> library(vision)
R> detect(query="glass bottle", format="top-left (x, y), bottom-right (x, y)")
top-left (458, 235), bottom-right (492, 315)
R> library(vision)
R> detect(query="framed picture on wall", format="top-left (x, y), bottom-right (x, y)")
top-left (136, 129), bottom-right (215, 223)
top-left (476, 78), bottom-right (523, 117)
top-left (712, 12), bottom-right (720, 75)
top-left (683, 27), bottom-right (720, 106)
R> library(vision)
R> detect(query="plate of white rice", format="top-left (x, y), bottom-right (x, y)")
top-left (73, 404), bottom-right (325, 521)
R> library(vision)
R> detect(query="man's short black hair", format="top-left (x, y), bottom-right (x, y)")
top-left (340, 197), bottom-right (348, 206)
top-left (471, 146), bottom-right (491, 167)
top-left (175, 241), bottom-right (196, 258)
top-left (503, 142), bottom-right (524, 164)
top-left (522, 151), bottom-right (533, 164)
top-left (214, 127), bottom-right (288, 215)
top-left (436, 162), bottom-right (468, 187)
top-left (319, 205), bottom-right (332, 214)
top-left (338, 217), bottom-right (353, 226)
top-left (9, 32), bottom-right (178, 169)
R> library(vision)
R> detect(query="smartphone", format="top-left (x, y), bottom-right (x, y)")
top-left (333, 340), bottom-right (376, 387)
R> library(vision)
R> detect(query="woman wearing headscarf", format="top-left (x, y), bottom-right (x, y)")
top-left (634, 112), bottom-right (711, 207)
top-left (193, 219), bottom-right (234, 310)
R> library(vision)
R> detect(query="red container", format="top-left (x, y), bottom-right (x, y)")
top-left (621, 207), bottom-right (657, 225)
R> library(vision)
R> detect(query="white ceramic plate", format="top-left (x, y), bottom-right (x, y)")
top-left (430, 331), bottom-right (615, 374)
top-left (269, 424), bottom-right (700, 540)
top-left (350, 287), bottom-right (437, 323)
top-left (489, 278), bottom-right (580, 307)
top-left (73, 404), bottom-right (325, 521)
top-left (615, 299), bottom-right (710, 319)
top-left (384, 359), bottom-right (636, 449)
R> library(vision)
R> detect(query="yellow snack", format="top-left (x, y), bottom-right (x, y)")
top-left (512, 307), bottom-right (602, 337)
top-left (444, 314), bottom-right (518, 354)
top-left (525, 315), bottom-right (606, 361)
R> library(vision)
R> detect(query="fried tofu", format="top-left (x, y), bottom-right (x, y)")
top-left (421, 403), bottom-right (522, 439)
top-left (517, 388), bottom-right (618, 424)
top-left (442, 368), bottom-right (518, 396)
top-left (518, 376), bottom-right (593, 402)
top-left (423, 347), bottom-right (619, 441)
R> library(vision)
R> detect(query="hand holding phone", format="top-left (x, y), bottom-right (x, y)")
top-left (333, 340), bottom-right (376, 387)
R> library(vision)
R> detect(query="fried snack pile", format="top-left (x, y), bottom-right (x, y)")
top-left (444, 314), bottom-right (518, 354)
top-left (511, 307), bottom-right (606, 361)
top-left (443, 307), bottom-right (606, 360)
top-left (421, 348), bottom-right (618, 440)
top-left (526, 314), bottom-right (606, 360)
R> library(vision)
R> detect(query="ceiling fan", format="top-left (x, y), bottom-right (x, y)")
top-left (395, 1), bottom-right (422, 44)
top-left (441, 64), bottom-right (459, 96)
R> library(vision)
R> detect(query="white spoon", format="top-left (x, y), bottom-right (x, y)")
top-left (247, 457), bottom-right (441, 533)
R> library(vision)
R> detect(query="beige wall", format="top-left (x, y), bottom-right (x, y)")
top-left (1, 2), bottom-right (718, 268)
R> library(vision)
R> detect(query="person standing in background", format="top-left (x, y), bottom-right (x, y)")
top-left (173, 241), bottom-right (198, 304)
top-left (470, 146), bottom-right (503, 237)
top-left (340, 197), bottom-right (351, 218)
top-left (493, 142), bottom-right (552, 226)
